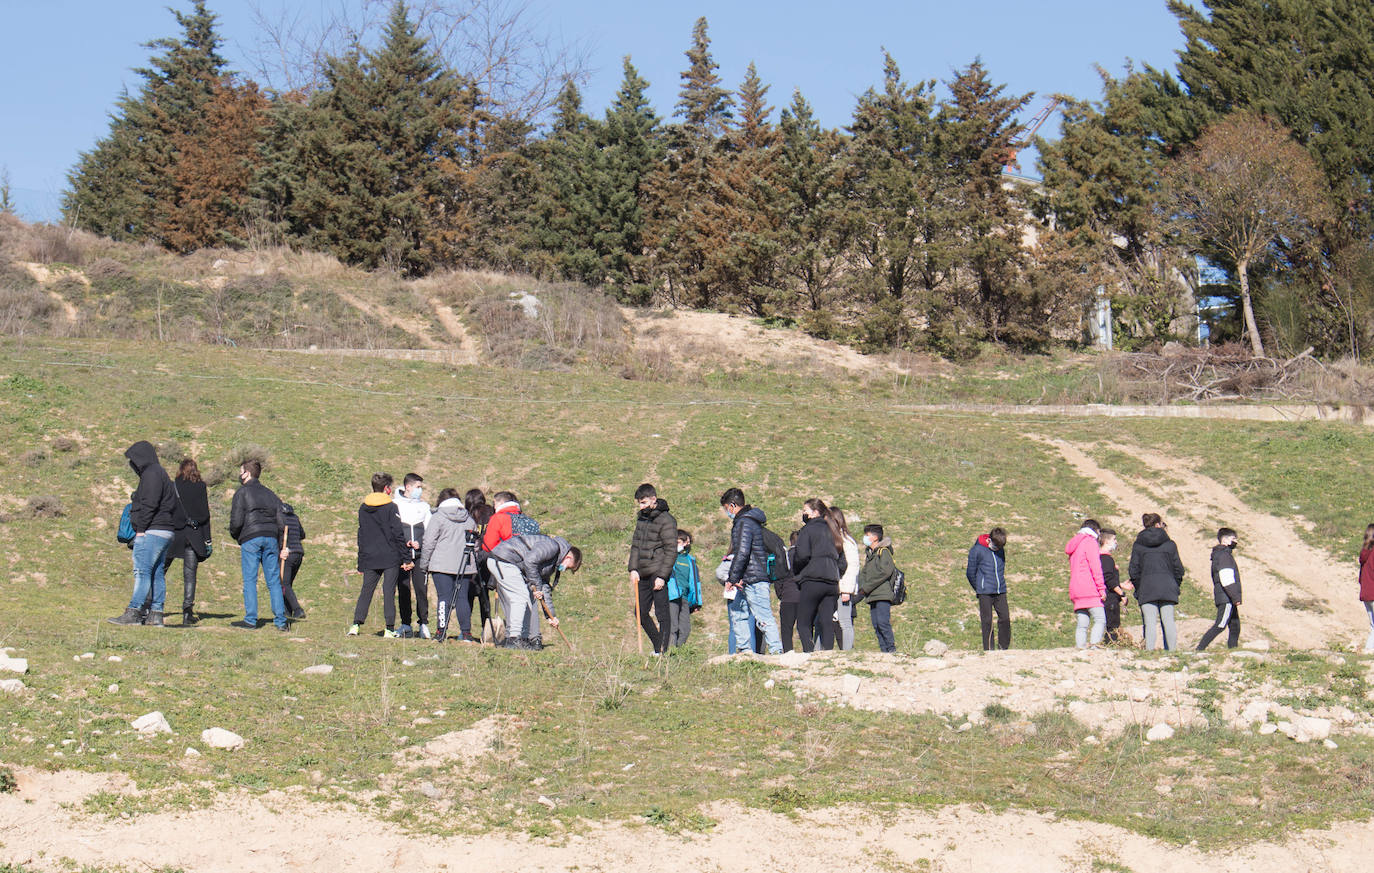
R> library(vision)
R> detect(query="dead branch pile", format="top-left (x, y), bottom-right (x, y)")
top-left (1111, 344), bottom-right (1325, 402)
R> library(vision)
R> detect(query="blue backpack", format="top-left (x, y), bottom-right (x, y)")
top-left (117, 503), bottom-right (136, 546)
top-left (510, 513), bottom-right (541, 537)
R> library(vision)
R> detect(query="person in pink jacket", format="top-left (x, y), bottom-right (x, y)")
top-left (1065, 519), bottom-right (1107, 649)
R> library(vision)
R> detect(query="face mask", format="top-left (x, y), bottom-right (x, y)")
top-left (677, 544), bottom-right (686, 553)
top-left (410, 486), bottom-right (423, 498)
top-left (864, 537), bottom-right (875, 548)
top-left (725, 508), bottom-right (736, 520)
top-left (801, 512), bottom-right (809, 523)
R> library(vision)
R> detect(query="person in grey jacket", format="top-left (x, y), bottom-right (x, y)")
top-left (487, 533), bottom-right (582, 650)
top-left (419, 488), bottom-right (480, 643)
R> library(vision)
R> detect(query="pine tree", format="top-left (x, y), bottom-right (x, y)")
top-left (595, 58), bottom-right (664, 300)
top-left (776, 90), bottom-right (849, 318)
top-left (527, 80), bottom-right (603, 283)
top-left (64, 1), bottom-right (229, 242)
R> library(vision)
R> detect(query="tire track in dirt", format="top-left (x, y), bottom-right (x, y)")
top-left (1033, 436), bottom-right (1355, 648)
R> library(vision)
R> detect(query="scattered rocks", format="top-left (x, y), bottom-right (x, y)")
top-left (107, 684), bottom-right (118, 693)
top-left (0, 656), bottom-right (29, 674)
top-left (1240, 700), bottom-right (1271, 724)
top-left (79, 652), bottom-right (94, 660)
top-left (301, 664), bottom-right (334, 675)
top-left (839, 674), bottom-right (863, 696)
top-left (956, 721), bottom-right (973, 732)
top-left (184, 747), bottom-right (201, 757)
top-left (0, 678), bottom-right (25, 694)
top-left (107, 655), bottom-right (122, 663)
top-left (1259, 723), bottom-right (1278, 735)
top-left (774, 650), bottom-right (811, 668)
top-left (417, 781), bottom-right (444, 800)
top-left (1277, 720), bottom-right (1296, 739)
top-left (537, 795), bottom-right (557, 810)
top-left (1128, 686), bottom-right (1152, 702)
top-left (1145, 723), bottom-right (1175, 742)
top-left (1324, 739), bottom-right (1339, 750)
top-left (1293, 716), bottom-right (1332, 743)
top-left (923, 639), bottom-right (949, 657)
top-left (1083, 735), bottom-right (1100, 745)
top-left (201, 727), bottom-right (246, 750)
top-left (401, 660), bottom-right (417, 667)
top-left (131, 711), bottom-right (172, 735)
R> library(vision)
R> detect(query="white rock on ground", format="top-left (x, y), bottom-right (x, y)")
top-left (131, 712), bottom-right (172, 735)
top-left (840, 674), bottom-right (863, 696)
top-left (763, 679), bottom-right (775, 690)
top-left (201, 727), bottom-right (246, 750)
top-left (923, 639), bottom-right (949, 657)
top-left (107, 684), bottom-right (118, 693)
top-left (107, 656), bottom-right (122, 663)
top-left (1324, 739), bottom-right (1339, 749)
top-left (301, 664), bottom-right (334, 675)
top-left (1294, 716), bottom-right (1332, 743)
top-left (1259, 723), bottom-right (1278, 735)
top-left (1240, 700), bottom-right (1271, 724)
top-left (1243, 640), bottom-right (1271, 652)
top-left (0, 656), bottom-right (29, 674)
top-left (0, 678), bottom-right (25, 694)
top-left (1277, 721), bottom-right (1297, 739)
top-left (774, 650), bottom-right (810, 668)
top-left (80, 652), bottom-right (94, 660)
top-left (1145, 723), bottom-right (1175, 742)
top-left (184, 747), bottom-right (201, 757)
top-left (1129, 686), bottom-right (1152, 702)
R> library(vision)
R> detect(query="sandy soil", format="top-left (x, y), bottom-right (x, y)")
top-left (1035, 437), bottom-right (1360, 649)
top-left (3, 767), bottom-right (1373, 873)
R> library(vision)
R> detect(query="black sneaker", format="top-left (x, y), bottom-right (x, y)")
top-left (230, 620), bottom-right (258, 629)
top-left (290, 609), bottom-right (307, 620)
top-left (182, 609), bottom-right (199, 626)
top-left (143, 611), bottom-right (165, 627)
top-left (108, 608), bottom-right (142, 625)
top-left (433, 629), bottom-right (447, 643)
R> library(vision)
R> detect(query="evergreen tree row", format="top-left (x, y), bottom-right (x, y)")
top-left (63, 1), bottom-right (1374, 358)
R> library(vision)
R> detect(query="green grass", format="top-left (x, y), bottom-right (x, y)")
top-left (2, 337), bottom-right (1374, 849)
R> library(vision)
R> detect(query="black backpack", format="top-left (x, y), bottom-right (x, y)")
top-left (890, 567), bottom-right (908, 606)
top-left (759, 526), bottom-right (793, 584)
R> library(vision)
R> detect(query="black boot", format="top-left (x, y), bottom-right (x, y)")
top-left (144, 611), bottom-right (165, 627)
top-left (108, 608), bottom-right (142, 625)
top-left (182, 608), bottom-right (198, 625)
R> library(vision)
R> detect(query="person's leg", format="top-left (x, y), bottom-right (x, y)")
top-left (727, 593), bottom-right (751, 653)
top-left (280, 558), bottom-right (304, 617)
top-left (492, 561), bottom-right (531, 644)
top-left (382, 566), bottom-right (400, 630)
top-left (651, 585), bottom-right (670, 652)
top-left (743, 582), bottom-right (782, 654)
top-left (637, 578), bottom-right (662, 652)
top-left (1365, 602), bottom-right (1374, 653)
top-left (815, 592), bottom-right (837, 650)
top-left (453, 575), bottom-right (474, 637)
top-left (412, 568), bottom-right (429, 629)
top-left (1225, 604), bottom-right (1241, 648)
top-left (870, 602), bottom-right (895, 652)
top-left (353, 569), bottom-right (381, 625)
top-left (431, 572), bottom-right (456, 639)
top-left (1160, 603), bottom-right (1178, 651)
top-left (977, 594), bottom-right (995, 650)
top-left (795, 584), bottom-right (820, 652)
top-left (1103, 597), bottom-right (1120, 644)
top-left (1075, 609), bottom-right (1090, 648)
top-left (836, 595), bottom-right (854, 650)
top-left (182, 547), bottom-right (200, 619)
top-left (147, 534), bottom-right (172, 616)
top-left (262, 539), bottom-right (287, 628)
top-left (1140, 602), bottom-right (1159, 650)
top-left (667, 597), bottom-right (682, 646)
top-left (396, 566), bottom-right (414, 631)
top-left (778, 601), bottom-right (798, 653)
top-left (1196, 604), bottom-right (1229, 651)
top-left (1089, 605), bottom-right (1106, 646)
top-left (241, 537), bottom-right (260, 625)
top-left (993, 593), bottom-right (1011, 650)
top-left (679, 599), bottom-right (692, 646)
top-left (128, 536), bottom-right (157, 611)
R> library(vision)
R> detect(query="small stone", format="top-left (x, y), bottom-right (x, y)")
top-left (763, 679), bottom-right (775, 690)
top-left (184, 747), bottom-right (201, 757)
top-left (1243, 640), bottom-right (1271, 652)
top-left (537, 795), bottom-right (556, 810)
top-left (957, 722), bottom-right (973, 733)
top-left (840, 674), bottom-right (862, 696)
top-left (0, 657), bottom-right (29, 674)
top-left (923, 639), bottom-right (949, 657)
top-left (1277, 721), bottom-right (1297, 739)
top-left (131, 711), bottom-right (172, 735)
top-left (775, 650), bottom-right (811, 668)
top-left (1084, 735), bottom-right (1100, 745)
top-left (72, 655), bottom-right (81, 663)
top-left (80, 652), bottom-right (95, 660)
top-left (107, 656), bottom-right (122, 663)
top-left (1323, 739), bottom-right (1339, 750)
top-left (1128, 686), bottom-right (1152, 702)
top-left (0, 679), bottom-right (24, 694)
top-left (412, 717), bottom-right (433, 726)
top-left (1294, 716), bottom-right (1332, 743)
top-left (401, 660), bottom-right (416, 667)
top-left (1145, 723), bottom-right (1175, 742)
top-left (301, 664), bottom-right (334, 675)
top-left (417, 781), bottom-right (444, 800)
top-left (107, 684), bottom-right (119, 693)
top-left (340, 652), bottom-right (359, 659)
top-left (1154, 783), bottom-right (1173, 795)
top-left (1259, 723), bottom-right (1278, 735)
top-left (432, 710), bottom-right (446, 717)
top-left (201, 727), bottom-right (245, 750)
top-left (1328, 655), bottom-right (1347, 666)
top-left (1240, 700), bottom-right (1271, 724)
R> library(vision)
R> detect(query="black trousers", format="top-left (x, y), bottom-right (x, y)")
top-left (1103, 594), bottom-right (1122, 643)
top-left (397, 564), bottom-right (428, 626)
top-left (1196, 602), bottom-right (1240, 650)
top-left (778, 601), bottom-right (799, 652)
top-left (149, 545), bottom-right (201, 614)
top-left (353, 566), bottom-right (399, 628)
top-left (281, 557), bottom-right (304, 616)
top-left (796, 580), bottom-right (838, 652)
top-left (977, 592), bottom-right (1011, 650)
top-left (637, 577), bottom-right (670, 653)
top-left (432, 572), bottom-right (474, 636)
top-left (466, 572), bottom-right (492, 637)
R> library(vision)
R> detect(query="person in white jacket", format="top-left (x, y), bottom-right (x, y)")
top-left (830, 507), bottom-right (861, 650)
top-left (393, 473), bottom-right (433, 638)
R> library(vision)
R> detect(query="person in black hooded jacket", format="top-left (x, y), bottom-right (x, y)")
top-left (628, 483), bottom-right (677, 654)
top-left (793, 498), bottom-right (842, 651)
top-left (1127, 512), bottom-right (1186, 650)
top-left (1196, 528), bottom-right (1242, 650)
top-left (109, 441), bottom-right (180, 627)
top-left (349, 472), bottom-right (412, 637)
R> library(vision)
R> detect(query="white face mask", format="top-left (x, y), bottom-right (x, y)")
top-left (677, 544), bottom-right (686, 553)
top-left (864, 536), bottom-right (875, 548)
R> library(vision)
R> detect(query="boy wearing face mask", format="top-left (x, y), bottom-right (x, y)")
top-left (1196, 527), bottom-right (1243, 650)
top-left (228, 459), bottom-right (289, 631)
top-left (856, 524), bottom-right (898, 653)
top-left (394, 473), bottom-right (432, 638)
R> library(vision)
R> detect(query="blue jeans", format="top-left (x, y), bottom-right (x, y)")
top-left (727, 581), bottom-right (781, 654)
top-left (128, 531), bottom-right (175, 612)
top-left (869, 601), bottom-right (895, 652)
top-left (240, 536), bottom-right (286, 627)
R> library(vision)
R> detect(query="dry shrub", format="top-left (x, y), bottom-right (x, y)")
top-left (19, 448), bottom-right (48, 467)
top-left (16, 224), bottom-right (90, 266)
top-left (26, 495), bottom-right (64, 518)
top-left (51, 436), bottom-right (77, 453)
top-left (0, 284), bottom-right (59, 335)
top-left (467, 284), bottom-right (629, 370)
top-left (205, 444), bottom-right (271, 488)
top-left (86, 258), bottom-right (132, 283)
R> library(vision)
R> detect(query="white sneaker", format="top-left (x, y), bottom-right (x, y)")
top-left (346, 624), bottom-right (360, 636)
top-left (418, 624), bottom-right (431, 640)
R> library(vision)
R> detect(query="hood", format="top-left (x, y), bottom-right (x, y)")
top-left (1136, 527), bottom-right (1170, 548)
top-left (436, 498), bottom-right (470, 522)
top-left (1212, 543), bottom-right (1235, 556)
top-left (977, 533), bottom-right (992, 550)
top-left (363, 492), bottom-right (393, 508)
top-left (1065, 531), bottom-right (1097, 556)
top-left (495, 501), bottom-right (520, 515)
top-left (869, 536), bottom-right (892, 550)
top-left (638, 497), bottom-right (670, 520)
top-left (739, 505), bottom-right (766, 525)
top-left (125, 440), bottom-right (159, 475)
top-left (281, 503), bottom-right (297, 517)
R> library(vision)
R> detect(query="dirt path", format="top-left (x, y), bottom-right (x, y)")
top-left (3, 768), bottom-right (1372, 873)
top-left (426, 294), bottom-right (480, 365)
top-left (1035, 436), bottom-right (1355, 648)
top-left (331, 287), bottom-right (443, 350)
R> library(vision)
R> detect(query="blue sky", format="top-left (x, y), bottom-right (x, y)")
top-left (0, 0), bottom-right (1186, 222)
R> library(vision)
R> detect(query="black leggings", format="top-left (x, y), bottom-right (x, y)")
top-left (397, 565), bottom-right (428, 626)
top-left (977, 592), bottom-right (1011, 650)
top-left (281, 557), bottom-right (304, 616)
top-left (796, 579), bottom-right (838, 652)
top-left (353, 567), bottom-right (399, 628)
top-left (637, 578), bottom-right (670, 653)
top-left (152, 546), bottom-right (200, 613)
top-left (432, 572), bottom-right (474, 636)
top-left (778, 601), bottom-right (799, 653)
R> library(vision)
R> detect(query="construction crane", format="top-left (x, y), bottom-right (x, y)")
top-left (1001, 97), bottom-right (1061, 172)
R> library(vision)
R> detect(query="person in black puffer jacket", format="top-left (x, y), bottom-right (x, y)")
top-left (720, 488), bottom-right (782, 655)
top-left (1196, 527), bottom-right (1242, 650)
top-left (279, 502), bottom-right (307, 620)
top-left (793, 498), bottom-right (842, 652)
top-left (109, 441), bottom-right (180, 627)
top-left (1127, 512), bottom-right (1186, 650)
top-left (229, 459), bottom-right (289, 631)
top-left (628, 483), bottom-right (677, 654)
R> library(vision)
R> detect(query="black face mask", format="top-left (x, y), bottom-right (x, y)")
top-left (801, 512), bottom-right (809, 524)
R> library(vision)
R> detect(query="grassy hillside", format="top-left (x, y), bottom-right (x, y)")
top-left (3, 336), bottom-right (1374, 848)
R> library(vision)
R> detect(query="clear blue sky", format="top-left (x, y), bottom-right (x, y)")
top-left (0, 0), bottom-right (1186, 222)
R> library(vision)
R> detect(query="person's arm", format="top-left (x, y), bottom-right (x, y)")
top-left (228, 489), bottom-right (244, 540)
top-left (1169, 543), bottom-right (1185, 583)
top-left (857, 553), bottom-right (876, 596)
top-left (688, 555), bottom-right (701, 605)
top-left (1127, 544), bottom-right (1142, 584)
top-left (1219, 556), bottom-right (1240, 603)
top-left (966, 545), bottom-right (979, 589)
top-left (129, 469), bottom-right (159, 533)
top-left (729, 522), bottom-right (754, 585)
top-left (482, 512), bottom-right (508, 551)
top-left (793, 527), bottom-right (813, 574)
top-left (418, 518), bottom-right (440, 573)
top-left (389, 506), bottom-right (412, 568)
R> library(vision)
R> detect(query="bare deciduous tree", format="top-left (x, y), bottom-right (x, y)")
top-left (1163, 112), bottom-right (1332, 357)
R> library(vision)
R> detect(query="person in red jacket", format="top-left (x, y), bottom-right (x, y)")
top-left (482, 491), bottom-right (522, 551)
top-left (482, 491), bottom-right (531, 644)
top-left (1360, 524), bottom-right (1374, 653)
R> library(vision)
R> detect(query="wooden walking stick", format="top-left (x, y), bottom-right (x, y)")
top-left (534, 591), bottom-right (575, 653)
top-left (279, 525), bottom-right (288, 580)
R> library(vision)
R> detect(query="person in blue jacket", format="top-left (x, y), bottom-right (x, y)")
top-left (966, 527), bottom-right (1010, 650)
top-left (667, 530), bottom-right (702, 647)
